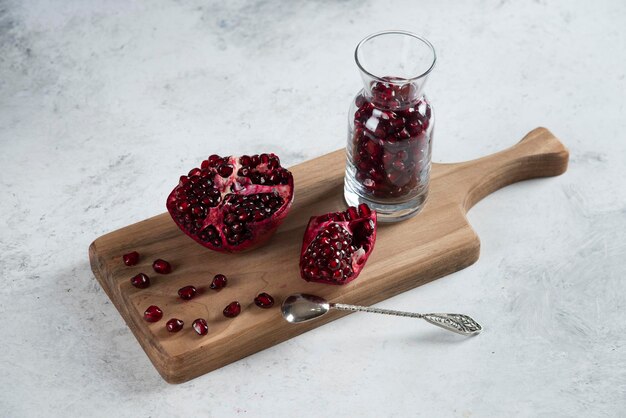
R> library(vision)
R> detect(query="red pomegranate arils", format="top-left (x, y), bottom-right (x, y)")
top-left (210, 274), bottom-right (228, 290)
top-left (177, 285), bottom-right (197, 300)
top-left (123, 251), bottom-right (140, 266)
top-left (254, 293), bottom-right (274, 308)
top-left (152, 259), bottom-right (172, 274)
top-left (350, 84), bottom-right (433, 199)
top-left (144, 305), bottom-right (163, 322)
top-left (192, 318), bottom-right (208, 335)
top-left (166, 318), bottom-right (184, 333)
top-left (130, 273), bottom-right (150, 289)
top-left (223, 301), bottom-right (241, 318)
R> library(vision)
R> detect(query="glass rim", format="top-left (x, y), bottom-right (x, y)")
top-left (354, 30), bottom-right (437, 83)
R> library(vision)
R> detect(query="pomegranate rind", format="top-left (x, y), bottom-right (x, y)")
top-left (299, 204), bottom-right (377, 285)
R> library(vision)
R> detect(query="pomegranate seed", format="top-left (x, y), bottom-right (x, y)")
top-left (210, 274), bottom-right (227, 290)
top-left (218, 164), bottom-right (234, 177)
top-left (192, 318), bottom-right (208, 335)
top-left (166, 318), bottom-right (184, 332)
top-left (392, 160), bottom-right (405, 171)
top-left (240, 155), bottom-right (251, 166)
top-left (223, 301), bottom-right (241, 318)
top-left (123, 251), bottom-right (140, 266)
top-left (130, 273), bottom-right (150, 289)
top-left (254, 293), bottom-right (274, 308)
top-left (144, 305), bottom-right (163, 322)
top-left (328, 258), bottom-right (341, 270)
top-left (152, 259), bottom-right (172, 274)
top-left (177, 285), bottom-right (197, 300)
top-left (177, 201), bottom-right (190, 213)
top-left (358, 203), bottom-right (371, 217)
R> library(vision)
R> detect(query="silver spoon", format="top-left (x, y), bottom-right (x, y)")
top-left (281, 293), bottom-right (482, 336)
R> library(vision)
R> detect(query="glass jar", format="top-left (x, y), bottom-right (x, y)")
top-left (344, 31), bottom-right (436, 222)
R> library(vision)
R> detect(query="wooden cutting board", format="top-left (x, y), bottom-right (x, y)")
top-left (89, 127), bottom-right (568, 383)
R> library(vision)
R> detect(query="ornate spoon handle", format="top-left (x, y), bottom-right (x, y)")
top-left (330, 303), bottom-right (482, 336)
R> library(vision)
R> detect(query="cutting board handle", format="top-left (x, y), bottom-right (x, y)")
top-left (449, 127), bottom-right (569, 210)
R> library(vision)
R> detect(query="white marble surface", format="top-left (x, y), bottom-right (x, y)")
top-left (1, 0), bottom-right (625, 416)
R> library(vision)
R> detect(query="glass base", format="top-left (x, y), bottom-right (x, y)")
top-left (343, 178), bottom-right (428, 223)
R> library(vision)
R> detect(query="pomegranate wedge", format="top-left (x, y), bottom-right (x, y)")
top-left (300, 204), bottom-right (377, 285)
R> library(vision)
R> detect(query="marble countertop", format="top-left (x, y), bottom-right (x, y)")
top-left (1, 1), bottom-right (625, 416)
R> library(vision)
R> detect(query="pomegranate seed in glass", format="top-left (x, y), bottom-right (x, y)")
top-left (344, 31), bottom-right (436, 222)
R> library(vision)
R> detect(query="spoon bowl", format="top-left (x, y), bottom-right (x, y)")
top-left (281, 294), bottom-right (330, 323)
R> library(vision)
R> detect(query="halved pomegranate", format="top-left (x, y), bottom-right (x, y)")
top-left (300, 204), bottom-right (377, 285)
top-left (166, 154), bottom-right (294, 252)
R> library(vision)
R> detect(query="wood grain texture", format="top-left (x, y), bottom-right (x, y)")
top-left (89, 127), bottom-right (568, 383)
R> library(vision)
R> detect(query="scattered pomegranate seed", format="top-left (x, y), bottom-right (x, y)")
top-left (166, 318), bottom-right (184, 332)
top-left (210, 274), bottom-right (228, 290)
top-left (178, 285), bottom-right (197, 300)
top-left (192, 318), bottom-right (208, 335)
top-left (223, 301), bottom-right (241, 318)
top-left (254, 293), bottom-right (274, 308)
top-left (152, 259), bottom-right (172, 274)
top-left (130, 273), bottom-right (150, 289)
top-left (144, 305), bottom-right (163, 322)
top-left (123, 251), bottom-right (140, 266)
